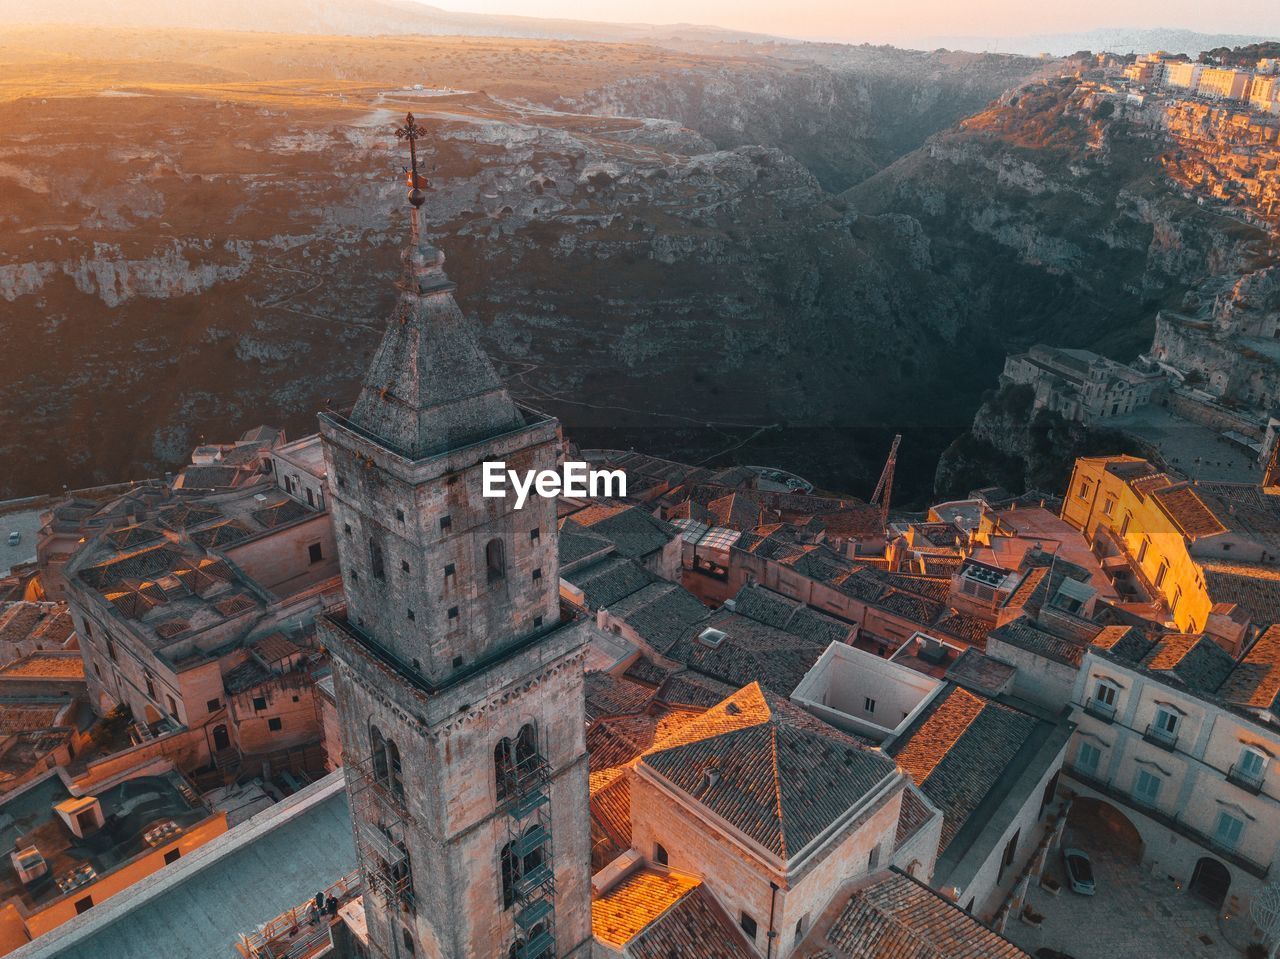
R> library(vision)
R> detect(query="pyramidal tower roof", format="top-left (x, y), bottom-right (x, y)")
top-left (348, 226), bottom-right (526, 460)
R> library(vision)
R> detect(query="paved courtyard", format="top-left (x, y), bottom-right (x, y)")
top-left (1109, 406), bottom-right (1260, 483)
top-left (0, 507), bottom-right (42, 577)
top-left (1004, 851), bottom-right (1246, 959)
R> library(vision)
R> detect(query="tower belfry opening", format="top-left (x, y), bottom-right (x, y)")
top-left (317, 112), bottom-right (591, 959)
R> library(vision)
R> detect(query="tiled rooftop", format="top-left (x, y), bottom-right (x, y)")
top-left (627, 883), bottom-right (754, 959)
top-left (641, 683), bottom-right (895, 859)
top-left (887, 686), bottom-right (1039, 852)
top-left (591, 867), bottom-right (701, 948)
top-left (811, 869), bottom-right (1030, 958)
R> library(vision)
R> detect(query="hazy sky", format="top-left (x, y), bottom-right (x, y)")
top-left (432, 0), bottom-right (1280, 44)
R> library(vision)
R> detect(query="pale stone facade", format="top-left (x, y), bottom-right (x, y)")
top-left (320, 229), bottom-right (593, 959)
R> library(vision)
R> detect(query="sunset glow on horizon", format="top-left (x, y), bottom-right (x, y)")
top-left (421, 0), bottom-right (1280, 46)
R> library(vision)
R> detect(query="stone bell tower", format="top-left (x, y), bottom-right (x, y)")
top-left (318, 113), bottom-right (592, 959)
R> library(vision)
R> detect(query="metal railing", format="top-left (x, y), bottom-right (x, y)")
top-left (1226, 762), bottom-right (1266, 795)
top-left (1084, 697), bottom-right (1117, 722)
top-left (1142, 722), bottom-right (1179, 751)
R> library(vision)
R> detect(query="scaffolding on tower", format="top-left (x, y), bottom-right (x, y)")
top-left (498, 745), bottom-right (557, 959)
top-left (349, 751), bottom-right (416, 912)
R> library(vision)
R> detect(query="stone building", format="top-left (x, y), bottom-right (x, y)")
top-left (1000, 345), bottom-right (1163, 425)
top-left (41, 430), bottom-right (338, 774)
top-left (1061, 455), bottom-right (1280, 641)
top-left (1064, 625), bottom-right (1280, 911)
top-left (317, 218), bottom-right (594, 958)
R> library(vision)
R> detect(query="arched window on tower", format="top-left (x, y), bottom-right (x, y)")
top-left (486, 538), bottom-right (505, 583)
top-left (507, 939), bottom-right (524, 959)
top-left (369, 538), bottom-right (386, 580)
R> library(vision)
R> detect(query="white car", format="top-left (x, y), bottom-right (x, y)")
top-left (6, 532), bottom-right (19, 547)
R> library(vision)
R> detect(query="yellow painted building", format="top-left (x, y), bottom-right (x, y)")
top-left (1060, 456), bottom-right (1280, 638)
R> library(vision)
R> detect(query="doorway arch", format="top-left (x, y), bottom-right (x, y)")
top-left (213, 724), bottom-right (231, 751)
top-left (1189, 857), bottom-right (1231, 908)
top-left (1065, 797), bottom-right (1144, 862)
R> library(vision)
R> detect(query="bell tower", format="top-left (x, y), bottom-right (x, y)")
top-left (319, 114), bottom-right (592, 959)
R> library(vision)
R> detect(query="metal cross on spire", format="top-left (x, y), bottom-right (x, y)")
top-left (395, 112), bottom-right (428, 234)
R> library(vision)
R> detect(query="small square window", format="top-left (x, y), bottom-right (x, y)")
top-left (396, 508), bottom-right (405, 522)
top-left (444, 563), bottom-right (456, 577)
top-left (350, 569), bottom-right (359, 583)
top-left (533, 615), bottom-right (543, 628)
top-left (532, 568), bottom-right (542, 581)
top-left (253, 696), bottom-right (267, 711)
top-left (336, 475), bottom-right (346, 488)
top-left (308, 542), bottom-right (324, 564)
top-left (292, 695), bottom-right (299, 702)
top-left (530, 528), bottom-right (540, 541)
top-left (448, 606), bottom-right (459, 619)
top-left (164, 849), bottom-right (181, 865)
top-left (407, 609), bottom-right (415, 621)
top-left (268, 717), bottom-right (283, 731)
top-left (440, 516), bottom-right (452, 532)
top-left (75, 896), bottom-right (93, 915)
top-left (452, 655), bottom-right (464, 668)
top-left (740, 912), bottom-right (758, 940)
top-left (206, 698), bottom-right (220, 713)
top-left (343, 523), bottom-right (352, 535)
top-left (402, 560), bottom-right (410, 573)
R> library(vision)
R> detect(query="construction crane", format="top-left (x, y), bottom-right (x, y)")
top-left (870, 434), bottom-right (902, 528)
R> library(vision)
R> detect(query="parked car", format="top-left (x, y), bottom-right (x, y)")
top-left (6, 532), bottom-right (19, 547)
top-left (1062, 847), bottom-right (1096, 895)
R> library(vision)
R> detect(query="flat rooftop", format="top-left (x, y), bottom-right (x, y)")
top-left (0, 770), bottom-right (210, 913)
top-left (11, 772), bottom-right (354, 959)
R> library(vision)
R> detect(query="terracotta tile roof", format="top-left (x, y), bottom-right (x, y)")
top-left (987, 616), bottom-right (1086, 667)
top-left (821, 870), bottom-right (1030, 958)
top-left (655, 672), bottom-right (739, 710)
top-left (894, 785), bottom-right (937, 849)
top-left (1141, 632), bottom-right (1236, 693)
top-left (0, 653), bottom-right (84, 679)
top-left (641, 683), bottom-right (895, 859)
top-left (190, 521), bottom-right (254, 549)
top-left (592, 868), bottom-right (701, 948)
top-left (610, 582), bottom-right (710, 655)
top-left (887, 686), bottom-right (1038, 852)
top-left (106, 524), bottom-right (164, 551)
top-left (589, 767), bottom-right (633, 851)
top-left (628, 883), bottom-right (755, 959)
top-left (558, 521), bottom-right (615, 567)
top-left (252, 632), bottom-right (301, 664)
top-left (158, 503), bottom-right (224, 531)
top-left (576, 506), bottom-right (677, 560)
top-left (585, 672), bottom-right (656, 721)
top-left (251, 498), bottom-right (309, 529)
top-left (945, 649), bottom-right (1016, 695)
top-left (563, 556), bottom-right (655, 610)
top-left (1152, 485), bottom-right (1227, 539)
top-left (623, 655), bottom-right (672, 687)
top-left (666, 611), bottom-right (830, 697)
top-left (1200, 560), bottom-right (1280, 626)
top-left (1218, 625), bottom-right (1280, 712)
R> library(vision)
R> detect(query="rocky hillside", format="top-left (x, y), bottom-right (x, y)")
top-left (840, 72), bottom-right (1278, 496)
top-left (0, 27), bottom-right (1045, 501)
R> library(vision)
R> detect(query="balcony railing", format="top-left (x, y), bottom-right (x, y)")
top-left (1142, 723), bottom-right (1179, 752)
top-left (1084, 698), bottom-right (1117, 723)
top-left (1065, 763), bottom-right (1270, 879)
top-left (1226, 762), bottom-right (1266, 795)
